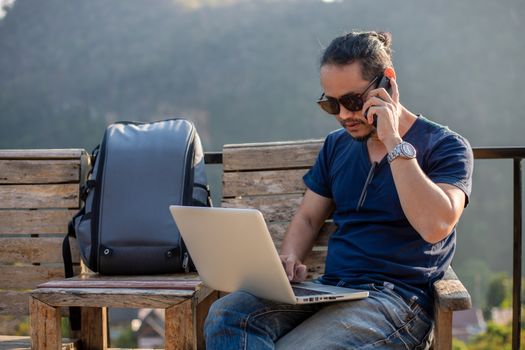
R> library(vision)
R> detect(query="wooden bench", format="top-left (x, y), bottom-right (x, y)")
top-left (0, 149), bottom-right (217, 350)
top-left (220, 140), bottom-right (471, 350)
top-left (0, 141), bottom-right (470, 349)
top-left (0, 149), bottom-right (89, 349)
top-left (30, 275), bottom-right (217, 350)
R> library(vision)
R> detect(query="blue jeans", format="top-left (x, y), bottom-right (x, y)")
top-left (204, 284), bottom-right (433, 349)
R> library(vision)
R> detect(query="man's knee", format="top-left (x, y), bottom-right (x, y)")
top-left (204, 291), bottom-right (262, 335)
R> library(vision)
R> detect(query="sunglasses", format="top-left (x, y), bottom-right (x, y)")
top-left (316, 75), bottom-right (380, 115)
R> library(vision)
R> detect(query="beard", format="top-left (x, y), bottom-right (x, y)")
top-left (339, 119), bottom-right (375, 142)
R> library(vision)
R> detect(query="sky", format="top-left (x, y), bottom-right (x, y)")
top-left (0, 0), bottom-right (15, 20)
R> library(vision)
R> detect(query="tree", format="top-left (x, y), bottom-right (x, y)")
top-left (486, 273), bottom-right (512, 312)
top-left (467, 322), bottom-right (512, 350)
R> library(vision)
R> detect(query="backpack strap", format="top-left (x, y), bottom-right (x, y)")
top-left (62, 208), bottom-right (85, 331)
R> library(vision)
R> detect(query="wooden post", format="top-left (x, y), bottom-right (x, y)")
top-left (29, 296), bottom-right (61, 350)
top-left (80, 307), bottom-right (108, 350)
top-left (165, 300), bottom-right (194, 350)
top-left (194, 290), bottom-right (219, 350)
top-left (433, 309), bottom-right (452, 350)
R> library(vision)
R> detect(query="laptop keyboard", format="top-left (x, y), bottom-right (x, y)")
top-left (292, 286), bottom-right (332, 297)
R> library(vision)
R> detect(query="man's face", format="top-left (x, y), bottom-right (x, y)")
top-left (319, 62), bottom-right (376, 142)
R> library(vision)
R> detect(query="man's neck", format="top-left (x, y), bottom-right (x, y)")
top-left (398, 106), bottom-right (418, 137)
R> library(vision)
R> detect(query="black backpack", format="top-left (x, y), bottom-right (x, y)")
top-left (63, 118), bottom-right (211, 279)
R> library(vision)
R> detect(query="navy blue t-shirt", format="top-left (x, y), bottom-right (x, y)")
top-left (303, 116), bottom-right (473, 314)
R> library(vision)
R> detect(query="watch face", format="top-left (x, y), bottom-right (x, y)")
top-left (401, 142), bottom-right (416, 158)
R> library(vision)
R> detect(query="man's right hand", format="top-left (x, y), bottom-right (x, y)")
top-left (280, 254), bottom-right (307, 283)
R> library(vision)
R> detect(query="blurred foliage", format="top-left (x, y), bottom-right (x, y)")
top-left (112, 326), bottom-right (138, 347)
top-left (466, 322), bottom-right (513, 350)
top-left (14, 317), bottom-right (28, 336)
top-left (453, 338), bottom-right (469, 350)
top-left (486, 273), bottom-right (513, 311)
top-left (455, 259), bottom-right (493, 309)
top-left (0, 0), bottom-right (524, 335)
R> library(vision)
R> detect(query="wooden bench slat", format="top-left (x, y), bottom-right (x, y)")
top-left (0, 149), bottom-right (86, 160)
top-left (0, 291), bottom-right (30, 316)
top-left (222, 194), bottom-right (302, 222)
top-left (303, 250), bottom-right (327, 279)
top-left (0, 209), bottom-right (76, 235)
top-left (0, 238), bottom-right (80, 264)
top-left (268, 222), bottom-right (335, 248)
top-left (31, 274), bottom-right (204, 308)
top-left (0, 184), bottom-right (79, 209)
top-left (0, 160), bottom-right (80, 184)
top-left (222, 169), bottom-right (307, 197)
top-left (223, 140), bottom-right (322, 171)
top-left (32, 288), bottom-right (196, 309)
top-left (0, 293), bottom-right (70, 318)
top-left (0, 265), bottom-right (80, 289)
top-left (38, 278), bottom-right (202, 290)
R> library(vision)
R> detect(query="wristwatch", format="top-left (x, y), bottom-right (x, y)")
top-left (387, 141), bottom-right (417, 163)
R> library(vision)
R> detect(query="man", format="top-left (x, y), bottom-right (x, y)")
top-left (204, 31), bottom-right (473, 349)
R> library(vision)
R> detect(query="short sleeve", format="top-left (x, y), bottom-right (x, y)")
top-left (426, 134), bottom-right (474, 206)
top-left (303, 137), bottom-right (333, 198)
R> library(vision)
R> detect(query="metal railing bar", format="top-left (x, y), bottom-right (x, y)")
top-left (206, 147), bottom-right (525, 162)
top-left (473, 147), bottom-right (525, 159)
top-left (204, 152), bottom-right (223, 164)
top-left (513, 159), bottom-right (522, 350)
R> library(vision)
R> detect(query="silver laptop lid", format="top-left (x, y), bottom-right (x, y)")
top-left (169, 205), bottom-right (297, 304)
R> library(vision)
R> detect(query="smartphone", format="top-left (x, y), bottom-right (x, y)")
top-left (365, 74), bottom-right (392, 127)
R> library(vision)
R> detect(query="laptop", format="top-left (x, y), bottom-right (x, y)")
top-left (169, 205), bottom-right (368, 304)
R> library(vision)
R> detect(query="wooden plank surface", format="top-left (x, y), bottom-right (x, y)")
top-left (0, 291), bottom-right (73, 317)
top-left (0, 209), bottom-right (76, 234)
top-left (223, 140), bottom-right (322, 171)
top-left (304, 250), bottom-right (328, 279)
top-left (0, 237), bottom-right (80, 264)
top-left (222, 194), bottom-right (302, 222)
top-left (222, 169), bottom-right (307, 198)
top-left (433, 267), bottom-right (472, 311)
top-left (38, 279), bottom-right (202, 290)
top-left (0, 159), bottom-right (79, 184)
top-left (31, 288), bottom-right (195, 309)
top-left (62, 272), bottom-right (203, 283)
top-left (268, 221), bottom-right (335, 248)
top-left (0, 265), bottom-right (80, 289)
top-left (0, 291), bottom-right (30, 316)
top-left (0, 184), bottom-right (79, 209)
top-left (0, 149), bottom-right (85, 160)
